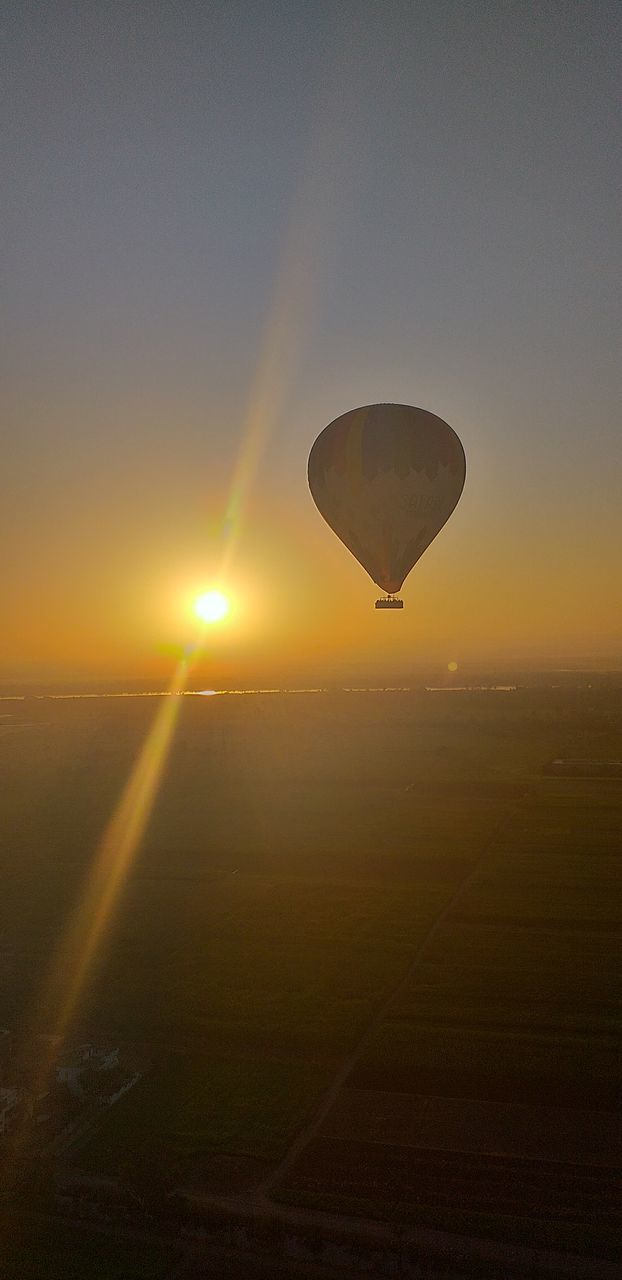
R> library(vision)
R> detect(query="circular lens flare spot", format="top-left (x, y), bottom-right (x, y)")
top-left (195, 591), bottom-right (230, 624)
top-left (448, 661), bottom-right (458, 672)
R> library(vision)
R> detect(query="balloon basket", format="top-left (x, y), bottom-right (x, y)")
top-left (375, 597), bottom-right (404, 609)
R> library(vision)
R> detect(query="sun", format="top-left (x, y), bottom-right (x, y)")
top-left (194, 590), bottom-right (230, 624)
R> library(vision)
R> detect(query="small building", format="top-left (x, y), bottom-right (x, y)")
top-left (56, 1043), bottom-right (120, 1096)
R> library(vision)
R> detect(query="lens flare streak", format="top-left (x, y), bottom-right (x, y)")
top-left (28, 657), bottom-right (190, 1071)
top-left (214, 85), bottom-right (346, 584)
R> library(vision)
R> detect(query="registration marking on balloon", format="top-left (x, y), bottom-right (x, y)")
top-left (308, 404), bottom-right (466, 606)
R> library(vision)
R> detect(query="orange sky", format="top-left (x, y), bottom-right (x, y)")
top-left (3, 449), bottom-right (621, 685)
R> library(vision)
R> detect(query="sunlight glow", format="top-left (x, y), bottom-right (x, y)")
top-left (195, 590), bottom-right (230, 624)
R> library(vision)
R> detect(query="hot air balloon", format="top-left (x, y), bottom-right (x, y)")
top-left (307, 404), bottom-right (466, 608)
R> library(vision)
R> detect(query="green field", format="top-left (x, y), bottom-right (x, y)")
top-left (76, 1050), bottom-right (332, 1172)
top-left (0, 1210), bottom-right (180, 1279)
top-left (1, 683), bottom-right (621, 1261)
top-left (82, 876), bottom-right (448, 1050)
top-left (273, 704), bottom-right (622, 1255)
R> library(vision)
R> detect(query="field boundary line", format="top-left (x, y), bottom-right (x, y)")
top-left (259, 785), bottom-right (534, 1201)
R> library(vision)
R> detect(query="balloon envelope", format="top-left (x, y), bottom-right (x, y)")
top-left (308, 404), bottom-right (466, 595)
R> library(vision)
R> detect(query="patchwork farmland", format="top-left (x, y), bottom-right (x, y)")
top-left (1, 682), bottom-right (620, 1274)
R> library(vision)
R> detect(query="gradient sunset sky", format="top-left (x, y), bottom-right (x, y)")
top-left (3, 1), bottom-right (621, 683)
